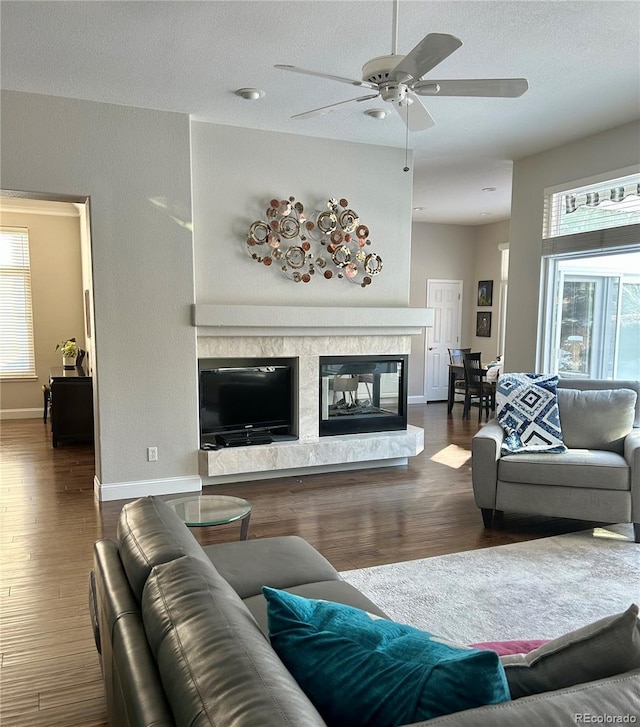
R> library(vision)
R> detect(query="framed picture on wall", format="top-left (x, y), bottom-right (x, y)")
top-left (476, 311), bottom-right (492, 337)
top-left (477, 280), bottom-right (493, 306)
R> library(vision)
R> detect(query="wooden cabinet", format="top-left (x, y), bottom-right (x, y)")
top-left (49, 367), bottom-right (94, 447)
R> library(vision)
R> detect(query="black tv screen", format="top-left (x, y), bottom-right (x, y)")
top-left (199, 366), bottom-right (292, 439)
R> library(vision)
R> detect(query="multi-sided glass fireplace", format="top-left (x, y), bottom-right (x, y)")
top-left (319, 355), bottom-right (408, 436)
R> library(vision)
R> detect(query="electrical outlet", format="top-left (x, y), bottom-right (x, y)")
top-left (147, 446), bottom-right (158, 462)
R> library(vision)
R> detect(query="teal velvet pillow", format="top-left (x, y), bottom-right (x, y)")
top-left (263, 587), bottom-right (510, 727)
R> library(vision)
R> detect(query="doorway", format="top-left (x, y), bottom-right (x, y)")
top-left (424, 279), bottom-right (463, 402)
top-left (0, 191), bottom-right (97, 466)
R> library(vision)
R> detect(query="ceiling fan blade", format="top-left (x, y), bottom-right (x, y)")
top-left (394, 95), bottom-right (435, 132)
top-left (413, 78), bottom-right (529, 97)
top-left (291, 94), bottom-right (379, 120)
top-left (389, 33), bottom-right (462, 83)
top-left (275, 64), bottom-right (378, 90)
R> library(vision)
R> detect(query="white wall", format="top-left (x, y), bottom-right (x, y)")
top-left (191, 122), bottom-right (413, 307)
top-left (1, 91), bottom-right (199, 494)
top-left (508, 120), bottom-right (640, 371)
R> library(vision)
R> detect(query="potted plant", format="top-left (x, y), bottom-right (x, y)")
top-left (56, 338), bottom-right (79, 368)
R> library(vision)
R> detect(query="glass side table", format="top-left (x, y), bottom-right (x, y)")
top-left (166, 495), bottom-right (252, 541)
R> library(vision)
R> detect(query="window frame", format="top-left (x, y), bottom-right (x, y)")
top-left (497, 243), bottom-right (509, 359)
top-left (538, 166), bottom-right (640, 377)
top-left (0, 225), bottom-right (37, 380)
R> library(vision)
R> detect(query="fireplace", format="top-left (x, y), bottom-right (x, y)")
top-left (196, 334), bottom-right (423, 483)
top-left (319, 355), bottom-right (408, 436)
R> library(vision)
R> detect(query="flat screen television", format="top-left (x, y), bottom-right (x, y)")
top-left (199, 365), bottom-right (293, 443)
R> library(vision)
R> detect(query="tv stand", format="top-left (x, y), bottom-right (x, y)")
top-left (215, 432), bottom-right (273, 448)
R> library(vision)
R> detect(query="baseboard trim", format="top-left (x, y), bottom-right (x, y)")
top-left (94, 474), bottom-right (202, 502)
top-left (1, 408), bottom-right (42, 420)
top-left (408, 395), bottom-right (427, 405)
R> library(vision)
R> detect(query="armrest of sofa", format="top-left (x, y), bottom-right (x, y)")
top-left (93, 539), bottom-right (175, 727)
top-left (625, 428), bottom-right (640, 521)
top-left (202, 535), bottom-right (340, 599)
top-left (471, 419), bottom-right (505, 510)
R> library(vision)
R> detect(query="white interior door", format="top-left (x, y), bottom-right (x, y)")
top-left (424, 280), bottom-right (463, 402)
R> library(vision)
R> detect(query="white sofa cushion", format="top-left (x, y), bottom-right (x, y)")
top-left (557, 388), bottom-right (637, 453)
top-left (498, 450), bottom-right (629, 490)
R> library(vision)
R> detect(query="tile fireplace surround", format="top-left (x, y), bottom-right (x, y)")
top-left (195, 305), bottom-right (433, 484)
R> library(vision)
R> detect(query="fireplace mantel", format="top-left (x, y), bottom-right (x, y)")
top-left (192, 304), bottom-right (433, 337)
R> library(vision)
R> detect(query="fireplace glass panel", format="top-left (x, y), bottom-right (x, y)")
top-left (319, 355), bottom-right (407, 436)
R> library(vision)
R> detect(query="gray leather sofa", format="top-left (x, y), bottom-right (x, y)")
top-left (90, 495), bottom-right (640, 726)
top-left (472, 378), bottom-right (640, 542)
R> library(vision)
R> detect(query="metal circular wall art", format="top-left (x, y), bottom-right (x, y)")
top-left (245, 196), bottom-right (383, 287)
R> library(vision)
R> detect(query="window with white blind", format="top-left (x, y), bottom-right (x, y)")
top-left (0, 227), bottom-right (36, 378)
top-left (543, 171), bottom-right (640, 242)
top-left (539, 171), bottom-right (640, 379)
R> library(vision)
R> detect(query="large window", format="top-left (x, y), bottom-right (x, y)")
top-left (548, 253), bottom-right (640, 379)
top-left (0, 227), bottom-right (36, 378)
top-left (540, 171), bottom-right (640, 379)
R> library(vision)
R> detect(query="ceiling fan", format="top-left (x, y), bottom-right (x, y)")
top-left (275, 0), bottom-right (528, 132)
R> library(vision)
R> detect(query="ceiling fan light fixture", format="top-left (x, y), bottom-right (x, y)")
top-left (235, 88), bottom-right (265, 100)
top-left (365, 108), bottom-right (387, 119)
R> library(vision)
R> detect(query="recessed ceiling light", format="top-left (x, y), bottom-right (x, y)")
top-left (482, 187), bottom-right (497, 192)
top-left (413, 206), bottom-right (424, 211)
top-left (479, 212), bottom-right (492, 217)
top-left (235, 88), bottom-right (265, 100)
top-left (365, 108), bottom-right (387, 119)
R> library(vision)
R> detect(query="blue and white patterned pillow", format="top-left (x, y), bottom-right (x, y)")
top-left (496, 373), bottom-right (566, 454)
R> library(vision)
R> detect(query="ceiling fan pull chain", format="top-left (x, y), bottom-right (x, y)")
top-left (403, 104), bottom-right (410, 172)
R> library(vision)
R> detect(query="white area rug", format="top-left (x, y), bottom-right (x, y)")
top-left (341, 524), bottom-right (640, 643)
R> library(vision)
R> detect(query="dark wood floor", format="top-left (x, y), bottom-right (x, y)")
top-left (0, 403), bottom-right (599, 726)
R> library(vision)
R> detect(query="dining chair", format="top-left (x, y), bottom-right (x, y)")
top-left (357, 373), bottom-right (373, 401)
top-left (448, 348), bottom-right (471, 408)
top-left (332, 375), bottom-right (359, 406)
top-left (462, 352), bottom-right (493, 421)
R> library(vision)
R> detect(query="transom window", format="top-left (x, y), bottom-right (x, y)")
top-left (544, 171), bottom-right (640, 238)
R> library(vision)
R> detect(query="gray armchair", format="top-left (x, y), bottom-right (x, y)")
top-left (472, 379), bottom-right (640, 543)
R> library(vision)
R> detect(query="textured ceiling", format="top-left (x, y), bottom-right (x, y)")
top-left (1, 1), bottom-right (639, 225)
